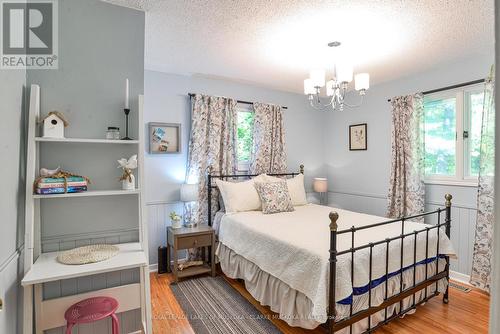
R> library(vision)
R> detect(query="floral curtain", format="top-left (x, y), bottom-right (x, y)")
top-left (386, 94), bottom-right (426, 219)
top-left (470, 68), bottom-right (495, 292)
top-left (185, 94), bottom-right (238, 225)
top-left (249, 102), bottom-right (287, 174)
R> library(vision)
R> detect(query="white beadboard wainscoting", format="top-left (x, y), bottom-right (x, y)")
top-left (328, 189), bottom-right (478, 283)
top-left (147, 201), bottom-right (184, 268)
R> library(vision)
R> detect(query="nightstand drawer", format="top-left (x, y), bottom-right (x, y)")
top-left (177, 234), bottom-right (212, 249)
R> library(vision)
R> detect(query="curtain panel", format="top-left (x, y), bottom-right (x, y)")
top-left (185, 94), bottom-right (238, 224)
top-left (386, 94), bottom-right (426, 219)
top-left (249, 102), bottom-right (287, 174)
top-left (470, 69), bottom-right (495, 292)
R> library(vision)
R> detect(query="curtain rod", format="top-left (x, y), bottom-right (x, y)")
top-left (188, 93), bottom-right (288, 110)
top-left (386, 79), bottom-right (485, 102)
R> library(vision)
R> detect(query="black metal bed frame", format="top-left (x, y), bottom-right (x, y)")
top-left (207, 165), bottom-right (452, 334)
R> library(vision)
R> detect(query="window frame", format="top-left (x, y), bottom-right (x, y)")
top-left (423, 83), bottom-right (483, 187)
top-left (236, 104), bottom-right (254, 172)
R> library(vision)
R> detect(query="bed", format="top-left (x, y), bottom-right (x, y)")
top-left (208, 167), bottom-right (455, 334)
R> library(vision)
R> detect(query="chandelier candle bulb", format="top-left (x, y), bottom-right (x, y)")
top-left (326, 80), bottom-right (335, 96)
top-left (310, 69), bottom-right (326, 88)
top-left (304, 78), bottom-right (316, 95)
top-left (355, 73), bottom-right (370, 91)
top-left (337, 63), bottom-right (353, 83)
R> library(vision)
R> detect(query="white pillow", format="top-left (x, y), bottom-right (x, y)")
top-left (216, 174), bottom-right (267, 213)
top-left (264, 174), bottom-right (308, 206)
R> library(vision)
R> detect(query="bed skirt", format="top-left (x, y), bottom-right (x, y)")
top-left (216, 243), bottom-right (449, 332)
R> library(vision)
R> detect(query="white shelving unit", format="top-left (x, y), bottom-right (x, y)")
top-left (22, 242), bottom-right (147, 285)
top-left (22, 84), bottom-right (152, 334)
top-left (33, 189), bottom-right (141, 199)
top-left (35, 137), bottom-right (140, 144)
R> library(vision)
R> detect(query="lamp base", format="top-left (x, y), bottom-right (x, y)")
top-left (320, 192), bottom-right (327, 206)
top-left (183, 221), bottom-right (198, 228)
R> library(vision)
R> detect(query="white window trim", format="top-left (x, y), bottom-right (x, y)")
top-left (237, 161), bottom-right (250, 172)
top-left (423, 84), bottom-right (483, 186)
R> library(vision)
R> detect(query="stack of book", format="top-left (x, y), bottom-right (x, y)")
top-left (35, 176), bottom-right (88, 194)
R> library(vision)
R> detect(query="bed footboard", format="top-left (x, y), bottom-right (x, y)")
top-left (328, 194), bottom-right (453, 334)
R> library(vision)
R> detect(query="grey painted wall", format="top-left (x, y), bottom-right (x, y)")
top-left (0, 69), bottom-right (26, 332)
top-left (324, 54), bottom-right (494, 276)
top-left (27, 0), bottom-right (145, 244)
top-left (22, 1), bottom-right (145, 333)
top-left (144, 54), bottom-right (494, 277)
top-left (144, 70), bottom-right (326, 265)
top-left (144, 70), bottom-right (327, 204)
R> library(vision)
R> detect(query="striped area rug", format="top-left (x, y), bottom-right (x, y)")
top-left (171, 276), bottom-right (282, 334)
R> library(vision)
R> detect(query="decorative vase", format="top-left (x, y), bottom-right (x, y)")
top-left (121, 174), bottom-right (135, 190)
top-left (171, 218), bottom-right (182, 229)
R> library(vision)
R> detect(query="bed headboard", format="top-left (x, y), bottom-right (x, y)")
top-left (206, 164), bottom-right (304, 226)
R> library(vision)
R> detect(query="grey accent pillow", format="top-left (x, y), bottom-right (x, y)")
top-left (254, 181), bottom-right (295, 214)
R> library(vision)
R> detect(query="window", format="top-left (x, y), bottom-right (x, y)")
top-left (236, 105), bottom-right (254, 171)
top-left (424, 84), bottom-right (484, 185)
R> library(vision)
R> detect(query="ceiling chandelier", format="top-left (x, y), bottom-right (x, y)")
top-left (304, 41), bottom-right (369, 111)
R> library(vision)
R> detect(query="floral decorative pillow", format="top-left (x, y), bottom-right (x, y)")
top-left (254, 181), bottom-right (294, 214)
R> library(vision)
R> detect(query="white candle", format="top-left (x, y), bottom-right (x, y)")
top-left (125, 78), bottom-right (129, 109)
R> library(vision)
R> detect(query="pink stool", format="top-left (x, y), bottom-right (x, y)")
top-left (64, 296), bottom-right (119, 334)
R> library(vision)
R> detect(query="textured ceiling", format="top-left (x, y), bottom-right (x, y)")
top-left (104, 0), bottom-right (494, 93)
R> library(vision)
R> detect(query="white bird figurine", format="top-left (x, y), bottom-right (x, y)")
top-left (117, 155), bottom-right (138, 170)
top-left (40, 166), bottom-right (61, 177)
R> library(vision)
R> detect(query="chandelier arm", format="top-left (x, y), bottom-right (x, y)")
top-left (309, 94), bottom-right (336, 110)
top-left (342, 92), bottom-right (365, 108)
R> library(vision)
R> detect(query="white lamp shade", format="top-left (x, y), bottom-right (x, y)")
top-left (304, 78), bottom-right (316, 95)
top-left (326, 80), bottom-right (335, 96)
top-left (313, 178), bottom-right (328, 193)
top-left (355, 73), bottom-right (370, 91)
top-left (310, 69), bottom-right (326, 88)
top-left (180, 183), bottom-right (198, 202)
top-left (337, 63), bottom-right (353, 83)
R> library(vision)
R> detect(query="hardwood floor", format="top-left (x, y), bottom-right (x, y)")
top-left (150, 272), bottom-right (489, 334)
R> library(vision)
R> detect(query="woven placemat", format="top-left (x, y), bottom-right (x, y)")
top-left (57, 244), bottom-right (119, 265)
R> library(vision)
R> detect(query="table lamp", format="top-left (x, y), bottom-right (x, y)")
top-left (313, 178), bottom-right (328, 205)
top-left (180, 183), bottom-right (199, 227)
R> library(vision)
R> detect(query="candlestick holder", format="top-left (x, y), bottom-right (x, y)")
top-left (122, 108), bottom-right (133, 140)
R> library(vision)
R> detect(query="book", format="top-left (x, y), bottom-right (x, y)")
top-left (35, 186), bottom-right (88, 194)
top-left (38, 176), bottom-right (86, 184)
top-left (37, 181), bottom-right (87, 189)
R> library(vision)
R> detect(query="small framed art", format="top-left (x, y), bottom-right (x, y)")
top-left (349, 123), bottom-right (367, 151)
top-left (149, 122), bottom-right (181, 154)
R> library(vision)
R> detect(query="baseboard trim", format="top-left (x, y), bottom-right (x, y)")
top-left (149, 263), bottom-right (158, 273)
top-left (450, 270), bottom-right (471, 286)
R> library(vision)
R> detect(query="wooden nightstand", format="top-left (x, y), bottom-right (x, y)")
top-left (166, 225), bottom-right (216, 283)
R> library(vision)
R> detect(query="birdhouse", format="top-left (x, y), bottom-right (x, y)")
top-left (40, 111), bottom-right (68, 138)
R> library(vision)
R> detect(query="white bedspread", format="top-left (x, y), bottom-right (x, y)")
top-left (217, 204), bottom-right (456, 323)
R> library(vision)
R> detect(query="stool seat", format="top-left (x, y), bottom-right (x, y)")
top-left (64, 297), bottom-right (120, 334)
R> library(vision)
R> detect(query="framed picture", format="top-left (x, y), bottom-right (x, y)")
top-left (148, 123), bottom-right (181, 154)
top-left (349, 123), bottom-right (367, 151)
